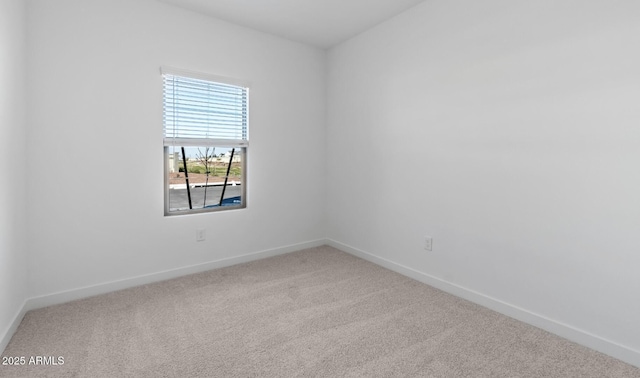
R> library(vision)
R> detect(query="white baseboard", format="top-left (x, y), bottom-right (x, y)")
top-left (25, 239), bottom-right (326, 311)
top-left (326, 239), bottom-right (640, 369)
top-left (0, 299), bottom-right (29, 355)
top-left (1, 239), bottom-right (326, 354)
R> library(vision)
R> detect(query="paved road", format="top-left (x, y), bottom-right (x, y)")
top-left (169, 184), bottom-right (242, 211)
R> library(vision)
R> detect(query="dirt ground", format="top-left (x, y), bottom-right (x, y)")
top-left (169, 172), bottom-right (241, 185)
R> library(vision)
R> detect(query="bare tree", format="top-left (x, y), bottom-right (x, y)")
top-left (195, 147), bottom-right (216, 207)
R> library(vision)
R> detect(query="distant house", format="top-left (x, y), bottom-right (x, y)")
top-left (222, 151), bottom-right (242, 163)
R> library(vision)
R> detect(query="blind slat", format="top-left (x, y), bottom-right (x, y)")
top-left (163, 137), bottom-right (247, 148)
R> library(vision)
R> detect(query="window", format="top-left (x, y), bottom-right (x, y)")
top-left (162, 68), bottom-right (248, 215)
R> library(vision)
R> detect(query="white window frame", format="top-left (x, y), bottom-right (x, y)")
top-left (162, 67), bottom-right (249, 216)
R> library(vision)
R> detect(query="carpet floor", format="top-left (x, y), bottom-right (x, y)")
top-left (1, 246), bottom-right (639, 377)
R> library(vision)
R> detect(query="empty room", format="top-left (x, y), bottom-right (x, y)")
top-left (1, 0), bottom-right (639, 376)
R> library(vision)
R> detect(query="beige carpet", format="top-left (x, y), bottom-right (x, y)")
top-left (1, 246), bottom-right (639, 377)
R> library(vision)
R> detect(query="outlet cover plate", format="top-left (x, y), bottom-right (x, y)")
top-left (424, 236), bottom-right (433, 251)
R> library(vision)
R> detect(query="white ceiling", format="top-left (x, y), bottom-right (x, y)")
top-left (157, 0), bottom-right (426, 49)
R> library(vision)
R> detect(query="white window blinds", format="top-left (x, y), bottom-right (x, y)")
top-left (163, 70), bottom-right (249, 148)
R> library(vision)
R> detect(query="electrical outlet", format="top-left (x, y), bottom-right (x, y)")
top-left (424, 236), bottom-right (433, 251)
top-left (196, 229), bottom-right (206, 242)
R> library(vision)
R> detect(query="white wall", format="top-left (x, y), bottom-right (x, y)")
top-left (0, 0), bottom-right (29, 351)
top-left (26, 0), bottom-right (326, 297)
top-left (327, 0), bottom-right (640, 363)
